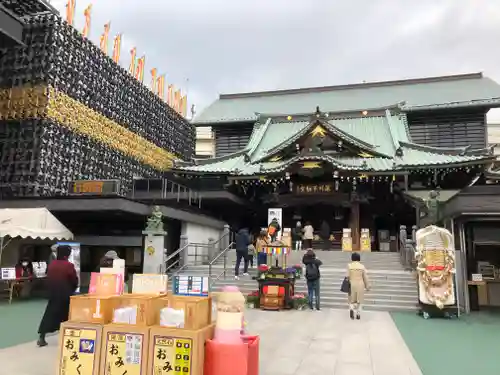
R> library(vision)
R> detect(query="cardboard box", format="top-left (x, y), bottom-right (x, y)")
top-left (57, 321), bottom-right (103, 375)
top-left (147, 324), bottom-right (214, 375)
top-left (161, 295), bottom-right (212, 330)
top-left (100, 324), bottom-right (150, 375)
top-left (69, 294), bottom-right (118, 324)
top-left (113, 294), bottom-right (167, 326)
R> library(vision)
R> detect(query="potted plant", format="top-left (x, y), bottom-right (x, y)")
top-left (291, 293), bottom-right (309, 310)
top-left (246, 290), bottom-right (260, 308)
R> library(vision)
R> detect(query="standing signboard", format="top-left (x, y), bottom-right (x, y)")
top-left (172, 275), bottom-right (209, 297)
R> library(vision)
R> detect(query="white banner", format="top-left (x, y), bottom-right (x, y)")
top-left (268, 208), bottom-right (283, 240)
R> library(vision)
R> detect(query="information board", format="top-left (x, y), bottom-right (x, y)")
top-left (1, 267), bottom-right (16, 280)
top-left (68, 179), bottom-right (120, 196)
top-left (152, 336), bottom-right (193, 375)
top-left (103, 332), bottom-right (144, 375)
top-left (172, 275), bottom-right (209, 296)
top-left (59, 328), bottom-right (98, 375)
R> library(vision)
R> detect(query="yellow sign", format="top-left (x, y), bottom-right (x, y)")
top-left (296, 184), bottom-right (333, 194)
top-left (152, 336), bottom-right (193, 375)
top-left (342, 237), bottom-right (352, 251)
top-left (104, 332), bottom-right (144, 375)
top-left (360, 229), bottom-right (371, 251)
top-left (59, 328), bottom-right (98, 375)
top-left (147, 246), bottom-right (155, 256)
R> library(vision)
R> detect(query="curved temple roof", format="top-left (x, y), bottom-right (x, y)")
top-left (194, 73), bottom-right (500, 125)
top-left (175, 107), bottom-right (496, 175)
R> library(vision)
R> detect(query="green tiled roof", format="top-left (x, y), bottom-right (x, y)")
top-left (195, 73), bottom-right (500, 124)
top-left (175, 109), bottom-right (496, 175)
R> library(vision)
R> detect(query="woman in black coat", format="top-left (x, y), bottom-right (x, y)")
top-left (37, 245), bottom-right (78, 347)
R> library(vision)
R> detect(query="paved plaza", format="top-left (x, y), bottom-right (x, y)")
top-left (1, 300), bottom-right (500, 375)
top-left (0, 307), bottom-right (421, 375)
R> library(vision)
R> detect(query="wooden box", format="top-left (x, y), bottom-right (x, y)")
top-left (160, 295), bottom-right (212, 330)
top-left (113, 294), bottom-right (167, 326)
top-left (57, 321), bottom-right (103, 375)
top-left (100, 324), bottom-right (150, 375)
top-left (69, 294), bottom-right (118, 324)
top-left (147, 324), bottom-right (214, 375)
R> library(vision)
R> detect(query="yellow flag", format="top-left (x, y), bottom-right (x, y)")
top-left (99, 22), bottom-right (111, 55)
top-left (173, 90), bottom-right (181, 113)
top-left (150, 68), bottom-right (157, 92)
top-left (180, 95), bottom-right (188, 117)
top-left (66, 0), bottom-right (76, 26)
top-left (157, 75), bottom-right (165, 100)
top-left (167, 85), bottom-right (174, 105)
top-left (112, 34), bottom-right (122, 64)
top-left (82, 5), bottom-right (92, 38)
top-left (129, 47), bottom-right (136, 75)
top-left (135, 56), bottom-right (145, 82)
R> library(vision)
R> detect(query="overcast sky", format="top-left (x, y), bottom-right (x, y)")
top-left (49, 0), bottom-right (500, 121)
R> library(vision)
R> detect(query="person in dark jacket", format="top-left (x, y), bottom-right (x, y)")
top-left (291, 221), bottom-right (303, 251)
top-left (98, 250), bottom-right (119, 269)
top-left (235, 228), bottom-right (251, 279)
top-left (302, 249), bottom-right (323, 310)
top-left (37, 245), bottom-right (78, 347)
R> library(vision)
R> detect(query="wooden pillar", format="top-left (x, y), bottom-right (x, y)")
top-left (350, 200), bottom-right (360, 251)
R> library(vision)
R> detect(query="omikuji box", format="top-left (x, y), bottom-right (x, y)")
top-left (112, 294), bottom-right (167, 326)
top-left (100, 324), bottom-right (150, 375)
top-left (147, 324), bottom-right (214, 375)
top-left (57, 322), bottom-right (103, 375)
top-left (69, 294), bottom-right (118, 324)
top-left (160, 295), bottom-right (212, 330)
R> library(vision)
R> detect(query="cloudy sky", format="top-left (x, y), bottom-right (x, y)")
top-left (49, 0), bottom-right (500, 120)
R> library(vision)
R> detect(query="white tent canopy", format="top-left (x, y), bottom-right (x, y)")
top-left (0, 207), bottom-right (73, 241)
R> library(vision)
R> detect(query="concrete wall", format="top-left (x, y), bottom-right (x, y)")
top-left (181, 221), bottom-right (223, 265)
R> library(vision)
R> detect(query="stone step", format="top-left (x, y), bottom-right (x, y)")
top-left (178, 267), bottom-right (415, 282)
top-left (212, 279), bottom-right (418, 292)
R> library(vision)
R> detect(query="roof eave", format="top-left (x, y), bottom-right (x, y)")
top-left (401, 98), bottom-right (500, 112)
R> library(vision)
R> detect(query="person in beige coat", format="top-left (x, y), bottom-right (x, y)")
top-left (347, 252), bottom-right (370, 320)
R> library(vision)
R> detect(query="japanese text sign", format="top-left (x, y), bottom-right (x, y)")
top-left (59, 328), bottom-right (98, 375)
top-left (152, 336), bottom-right (193, 375)
top-left (104, 332), bottom-right (143, 375)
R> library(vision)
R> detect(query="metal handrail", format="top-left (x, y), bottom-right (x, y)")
top-left (209, 242), bottom-right (234, 285)
top-left (163, 243), bottom-right (189, 274)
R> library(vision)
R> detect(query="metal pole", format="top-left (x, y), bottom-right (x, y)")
top-left (0, 235), bottom-right (4, 266)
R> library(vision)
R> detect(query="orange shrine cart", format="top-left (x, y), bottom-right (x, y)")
top-left (257, 245), bottom-right (295, 310)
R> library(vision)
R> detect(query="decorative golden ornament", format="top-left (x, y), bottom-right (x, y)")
top-left (301, 161), bottom-right (321, 169)
top-left (147, 246), bottom-right (155, 255)
top-left (287, 115), bottom-right (292, 121)
top-left (358, 152), bottom-right (373, 158)
top-left (310, 125), bottom-right (326, 138)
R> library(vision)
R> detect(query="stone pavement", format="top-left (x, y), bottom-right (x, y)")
top-left (0, 309), bottom-right (422, 375)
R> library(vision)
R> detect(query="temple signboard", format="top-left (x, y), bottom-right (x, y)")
top-left (68, 179), bottom-right (120, 195)
top-left (295, 183), bottom-right (334, 194)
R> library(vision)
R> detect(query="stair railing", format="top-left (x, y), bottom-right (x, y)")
top-left (163, 243), bottom-right (189, 274)
top-left (208, 242), bottom-right (234, 286)
top-left (399, 225), bottom-right (418, 271)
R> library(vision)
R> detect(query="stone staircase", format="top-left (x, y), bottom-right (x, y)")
top-left (174, 250), bottom-right (418, 312)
